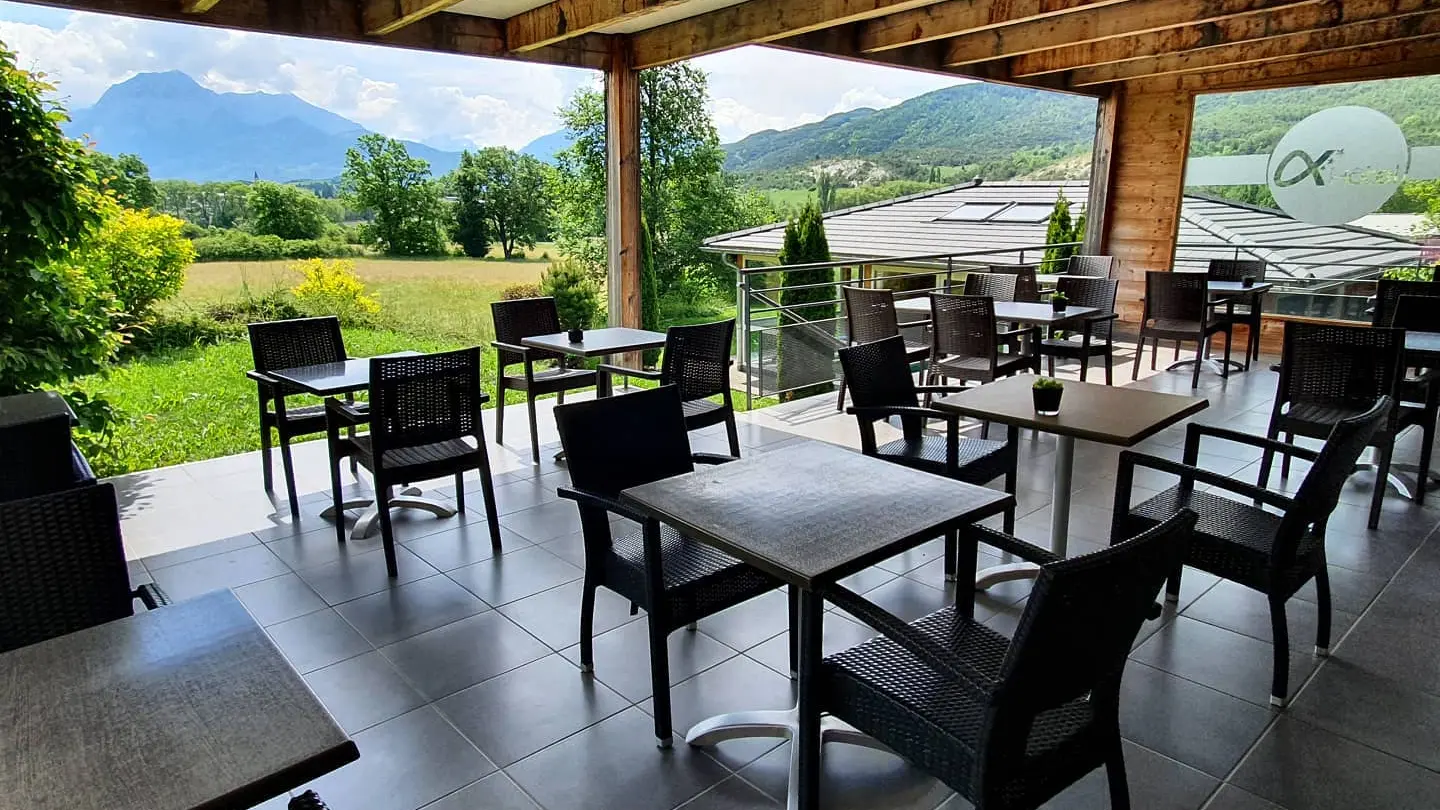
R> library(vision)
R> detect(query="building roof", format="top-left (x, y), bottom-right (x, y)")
top-left (704, 180), bottom-right (1420, 281)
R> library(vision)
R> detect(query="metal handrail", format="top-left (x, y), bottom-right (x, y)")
top-left (735, 242), bottom-right (1082, 275)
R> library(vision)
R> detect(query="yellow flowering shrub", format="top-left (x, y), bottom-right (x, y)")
top-left (290, 258), bottom-right (380, 325)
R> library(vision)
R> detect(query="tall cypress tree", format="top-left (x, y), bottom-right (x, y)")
top-left (1043, 190), bottom-right (1081, 269)
top-left (640, 214), bottom-right (662, 367)
top-left (775, 202), bottom-right (837, 400)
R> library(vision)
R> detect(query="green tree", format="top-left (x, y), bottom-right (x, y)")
top-left (89, 152), bottom-right (157, 210)
top-left (342, 134), bottom-right (448, 256)
top-left (450, 147), bottom-right (552, 259)
top-left (247, 181), bottom-right (328, 240)
top-left (776, 202), bottom-right (836, 400)
top-left (640, 215), bottom-right (662, 366)
top-left (0, 43), bottom-right (122, 396)
top-left (154, 180), bottom-right (247, 228)
top-left (1043, 190), bottom-right (1084, 269)
top-left (816, 170), bottom-right (837, 212)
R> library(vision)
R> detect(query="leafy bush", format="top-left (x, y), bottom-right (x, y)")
top-left (73, 201), bottom-right (194, 323)
top-left (541, 258), bottom-right (601, 331)
top-left (291, 258), bottom-right (380, 325)
top-left (191, 229), bottom-right (364, 261)
top-left (203, 287), bottom-right (304, 324)
top-left (500, 283), bottom-right (543, 300)
top-left (247, 181), bottom-right (327, 240)
top-left (125, 311), bottom-right (242, 356)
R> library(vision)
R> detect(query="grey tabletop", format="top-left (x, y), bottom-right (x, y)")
top-left (933, 374), bottom-right (1209, 446)
top-left (269, 351), bottom-right (420, 396)
top-left (522, 327), bottom-right (668, 358)
top-left (1408, 330), bottom-right (1440, 358)
top-left (0, 390), bottom-right (75, 428)
top-left (620, 441), bottom-right (1013, 588)
top-left (1208, 280), bottom-right (1274, 295)
top-left (894, 297), bottom-right (1101, 325)
top-left (0, 590), bottom-right (358, 810)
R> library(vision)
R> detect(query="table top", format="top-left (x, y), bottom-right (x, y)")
top-left (0, 591), bottom-right (358, 810)
top-left (894, 297), bottom-right (1101, 325)
top-left (1408, 330), bottom-right (1440, 356)
top-left (933, 375), bottom-right (1209, 447)
top-left (269, 351), bottom-right (419, 396)
top-left (1209, 280), bottom-right (1274, 295)
top-left (0, 390), bottom-right (75, 428)
top-left (620, 441), bottom-right (1013, 588)
top-left (522, 327), bottom-right (668, 358)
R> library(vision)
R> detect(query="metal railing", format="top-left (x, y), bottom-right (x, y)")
top-left (736, 243), bottom-right (1079, 402)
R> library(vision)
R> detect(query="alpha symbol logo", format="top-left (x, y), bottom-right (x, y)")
top-left (1271, 148), bottom-right (1338, 188)
top-left (1265, 107), bottom-right (1409, 225)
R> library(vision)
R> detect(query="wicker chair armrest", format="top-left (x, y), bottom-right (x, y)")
top-left (914, 385), bottom-right (971, 396)
top-left (961, 524), bottom-right (1061, 566)
top-left (995, 326), bottom-right (1033, 339)
top-left (246, 370), bottom-right (280, 385)
top-left (597, 363), bottom-right (662, 380)
top-left (1186, 424), bottom-right (1320, 462)
top-left (1082, 312), bottom-right (1120, 323)
top-left (325, 398), bottom-right (368, 427)
top-left (558, 486), bottom-right (647, 524)
top-left (134, 582), bottom-right (170, 610)
top-left (491, 340), bottom-right (532, 355)
top-left (1119, 451), bottom-right (1296, 511)
top-left (691, 453), bottom-right (737, 466)
top-left (822, 583), bottom-right (1000, 703)
top-left (847, 405), bottom-right (957, 424)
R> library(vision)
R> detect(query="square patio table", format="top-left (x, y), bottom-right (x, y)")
top-left (933, 374), bottom-right (1207, 588)
top-left (269, 351), bottom-right (456, 539)
top-left (0, 590), bottom-right (358, 810)
top-left (894, 296), bottom-right (1100, 325)
top-left (621, 440), bottom-right (1012, 810)
top-left (521, 327), bottom-right (668, 396)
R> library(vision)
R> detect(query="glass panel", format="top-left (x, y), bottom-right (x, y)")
top-left (936, 203), bottom-right (1008, 222)
top-left (989, 204), bottom-right (1058, 223)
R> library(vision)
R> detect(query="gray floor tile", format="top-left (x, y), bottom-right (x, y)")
top-left (561, 619), bottom-right (739, 702)
top-left (264, 525), bottom-right (380, 571)
top-left (697, 589), bottom-right (792, 653)
top-left (489, 478), bottom-right (560, 515)
top-left (1291, 564), bottom-right (1390, 616)
top-left (499, 499), bottom-right (584, 543)
top-left (745, 611), bottom-right (877, 679)
top-left (304, 650), bottom-right (426, 734)
top-left (420, 773), bottom-right (540, 810)
top-left (506, 707), bottom-right (731, 810)
top-left (382, 610), bottom-right (550, 700)
top-left (1203, 785), bottom-right (1287, 810)
top-left (142, 531), bottom-right (259, 570)
top-left (741, 740), bottom-right (951, 810)
top-left (858, 576), bottom-right (955, 624)
top-left (677, 777), bottom-right (782, 809)
top-left (334, 574), bottom-right (488, 647)
top-left (266, 609), bottom-right (373, 674)
top-left (402, 521), bottom-right (528, 572)
top-left (1131, 616), bottom-right (1319, 708)
top-left (874, 537), bottom-right (948, 576)
top-left (1233, 716), bottom-right (1440, 810)
top-left (436, 653), bottom-right (629, 766)
top-left (148, 544), bottom-right (291, 601)
top-left (1038, 740), bottom-right (1217, 810)
top-left (1118, 661), bottom-right (1272, 778)
top-left (304, 707), bottom-right (495, 810)
top-left (656, 654), bottom-right (795, 770)
top-left (1182, 579), bottom-right (1358, 651)
top-left (1288, 658), bottom-right (1440, 771)
top-left (448, 545), bottom-right (582, 606)
top-left (233, 572), bottom-right (327, 626)
top-left (496, 578), bottom-right (641, 651)
top-left (294, 545), bottom-right (438, 606)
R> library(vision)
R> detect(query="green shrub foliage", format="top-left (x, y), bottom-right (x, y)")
top-left (775, 202), bottom-right (835, 399)
top-left (541, 258), bottom-right (601, 332)
top-left (247, 181), bottom-right (329, 240)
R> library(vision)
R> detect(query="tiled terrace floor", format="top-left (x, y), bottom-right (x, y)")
top-left (111, 359), bottom-right (1440, 810)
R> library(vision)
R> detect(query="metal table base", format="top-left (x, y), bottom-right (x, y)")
top-left (320, 486), bottom-right (456, 540)
top-left (974, 434), bottom-right (1075, 589)
top-left (1166, 356), bottom-right (1242, 376)
top-left (687, 708), bottom-right (891, 810)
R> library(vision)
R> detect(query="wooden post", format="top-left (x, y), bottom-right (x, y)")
top-left (1084, 86), bottom-right (1120, 256)
top-left (605, 37), bottom-right (642, 332)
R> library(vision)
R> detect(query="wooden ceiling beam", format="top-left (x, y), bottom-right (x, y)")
top-left (1169, 34), bottom-right (1440, 90)
top-left (941, 0), bottom-right (1311, 66)
top-left (507, 0), bottom-right (686, 52)
top-left (363, 0), bottom-right (464, 35)
top-left (180, 0), bottom-right (223, 12)
top-left (1010, 0), bottom-right (1433, 77)
top-left (856, 0), bottom-right (1126, 54)
top-left (629, 0), bottom-right (941, 69)
top-left (1069, 13), bottom-right (1440, 84)
top-left (24, 0), bottom-right (610, 69)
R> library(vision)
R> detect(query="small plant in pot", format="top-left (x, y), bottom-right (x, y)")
top-left (1032, 376), bottom-right (1064, 415)
top-left (1241, 275), bottom-right (1257, 288)
top-left (541, 258), bottom-right (601, 344)
top-left (1050, 291), bottom-right (1069, 313)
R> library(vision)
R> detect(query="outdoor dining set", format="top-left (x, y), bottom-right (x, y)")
top-left (0, 266), bottom-right (1437, 810)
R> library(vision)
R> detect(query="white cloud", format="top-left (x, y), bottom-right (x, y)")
top-left (710, 96), bottom-right (821, 142)
top-left (830, 86), bottom-right (903, 115)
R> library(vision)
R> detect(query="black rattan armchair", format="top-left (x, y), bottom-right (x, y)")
top-left (815, 510), bottom-right (1196, 810)
top-left (837, 287), bottom-right (930, 412)
top-left (0, 483), bottom-right (168, 654)
top-left (597, 319), bottom-right (742, 456)
top-left (248, 316), bottom-right (360, 519)
top-left (987, 264), bottom-right (1042, 303)
top-left (1207, 259), bottom-right (1267, 370)
top-left (554, 385), bottom-right (788, 748)
top-left (927, 294), bottom-right (1041, 417)
top-left (839, 336), bottom-right (1018, 578)
top-left (1372, 278), bottom-right (1440, 327)
top-left (1394, 295), bottom-right (1440, 501)
top-left (0, 392), bottom-right (95, 503)
top-left (964, 272), bottom-right (1017, 301)
top-left (1066, 254), bottom-right (1115, 279)
top-left (491, 297), bottom-right (599, 464)
top-left (1260, 322), bottom-right (1408, 529)
top-left (326, 348), bottom-right (503, 577)
top-left (1132, 271), bottom-right (1233, 388)
top-left (1114, 397), bottom-right (1390, 706)
top-left (1040, 276), bottom-right (1120, 384)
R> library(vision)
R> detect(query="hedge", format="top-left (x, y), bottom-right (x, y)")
top-left (191, 229), bottom-right (366, 262)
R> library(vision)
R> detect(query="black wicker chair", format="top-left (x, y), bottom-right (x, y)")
top-left (815, 509), bottom-right (1196, 810)
top-left (1394, 295), bottom-right (1440, 501)
top-left (0, 483), bottom-right (168, 654)
top-left (491, 297), bottom-right (598, 464)
top-left (1114, 397), bottom-right (1391, 706)
top-left (598, 319), bottom-right (742, 456)
top-left (1066, 255), bottom-right (1115, 279)
top-left (1371, 278), bottom-right (1440, 327)
top-left (1040, 276), bottom-right (1120, 384)
top-left (554, 385), bottom-right (788, 748)
top-left (248, 316), bottom-right (360, 519)
top-left (927, 294), bottom-right (1041, 419)
top-left (1260, 322), bottom-right (1409, 529)
top-left (964, 272), bottom-right (1018, 301)
top-left (837, 287), bottom-right (930, 412)
top-left (326, 348), bottom-right (503, 577)
top-left (0, 392), bottom-right (95, 503)
top-left (1132, 271), bottom-right (1233, 388)
top-left (987, 264), bottom-right (1042, 303)
top-left (840, 336), bottom-right (1019, 577)
top-left (1207, 259), bottom-right (1267, 370)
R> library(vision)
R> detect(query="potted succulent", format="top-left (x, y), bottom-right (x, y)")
top-left (1032, 376), bottom-right (1064, 415)
top-left (541, 259), bottom-right (601, 344)
top-left (1050, 290), bottom-right (1069, 313)
top-left (1241, 275), bottom-right (1257, 288)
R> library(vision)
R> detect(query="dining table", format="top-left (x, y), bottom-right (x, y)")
top-left (933, 374), bottom-right (1208, 588)
top-left (621, 440), bottom-right (1013, 810)
top-left (268, 352), bottom-right (457, 539)
top-left (520, 327), bottom-right (668, 396)
top-left (894, 296), bottom-right (1100, 326)
top-left (0, 590), bottom-right (358, 810)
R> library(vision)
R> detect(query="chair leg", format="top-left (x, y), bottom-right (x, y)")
top-left (557, 389), bottom-right (565, 405)
top-left (454, 472), bottom-right (466, 513)
top-left (1281, 432), bottom-right (1294, 479)
top-left (329, 443), bottom-right (346, 545)
top-left (1417, 425), bottom-right (1435, 503)
top-left (646, 614), bottom-right (674, 747)
top-left (1268, 594), bottom-right (1290, 707)
top-left (260, 421), bottom-right (274, 492)
top-left (1105, 737), bottom-right (1132, 810)
top-left (1315, 565), bottom-right (1333, 656)
top-left (578, 577), bottom-right (598, 673)
top-left (377, 485), bottom-right (398, 578)
top-left (836, 375), bottom-right (847, 412)
top-left (1104, 349), bottom-right (1114, 386)
top-left (724, 412), bottom-right (741, 458)
top-left (526, 393), bottom-right (541, 465)
top-left (1150, 338), bottom-right (1159, 371)
top-left (1258, 426), bottom-right (1280, 493)
top-left (1131, 337), bottom-right (1144, 381)
top-left (1173, 341), bottom-right (1181, 361)
top-left (475, 451), bottom-right (504, 553)
top-left (1047, 355), bottom-right (1056, 377)
top-left (278, 432), bottom-right (301, 520)
top-left (1165, 566), bottom-right (1182, 604)
top-left (1369, 441), bottom-right (1393, 530)
top-left (1079, 355), bottom-right (1090, 382)
top-left (943, 529), bottom-right (957, 582)
top-left (787, 585), bottom-right (799, 678)
top-left (495, 372), bottom-right (507, 445)
top-left (1222, 329), bottom-right (1233, 378)
top-left (1190, 340), bottom-right (1202, 389)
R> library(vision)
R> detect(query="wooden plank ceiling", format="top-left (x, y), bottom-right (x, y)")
top-left (35, 0), bottom-right (1440, 92)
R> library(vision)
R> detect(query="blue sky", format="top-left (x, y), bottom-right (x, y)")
top-left (0, 2), bottom-right (965, 149)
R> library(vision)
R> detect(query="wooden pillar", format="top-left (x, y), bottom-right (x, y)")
top-left (1083, 87), bottom-right (1120, 256)
top-left (1092, 78), bottom-right (1196, 324)
top-left (605, 37), bottom-right (642, 330)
